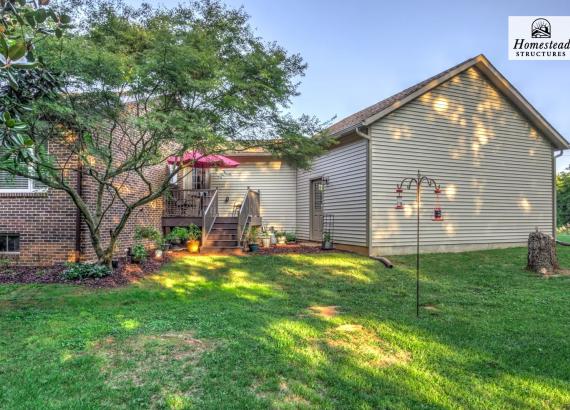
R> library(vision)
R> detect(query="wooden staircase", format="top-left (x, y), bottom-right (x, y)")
top-left (201, 217), bottom-right (241, 252)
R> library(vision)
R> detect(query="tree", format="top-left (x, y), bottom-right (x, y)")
top-left (556, 168), bottom-right (570, 229)
top-left (0, 0), bottom-right (330, 266)
top-left (1, 0), bottom-right (70, 135)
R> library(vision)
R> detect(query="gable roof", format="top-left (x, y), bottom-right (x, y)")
top-left (328, 54), bottom-right (568, 150)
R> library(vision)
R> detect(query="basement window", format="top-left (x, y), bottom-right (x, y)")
top-left (0, 234), bottom-right (20, 253)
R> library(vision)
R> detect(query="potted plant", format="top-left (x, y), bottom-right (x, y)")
top-left (166, 227), bottom-right (189, 246)
top-left (186, 223), bottom-right (201, 253)
top-left (276, 231), bottom-right (287, 245)
top-left (322, 232), bottom-right (333, 250)
top-left (130, 244), bottom-right (148, 264)
top-left (154, 234), bottom-right (167, 259)
top-left (261, 231), bottom-right (271, 248)
top-left (285, 232), bottom-right (297, 244)
top-left (247, 226), bottom-right (260, 252)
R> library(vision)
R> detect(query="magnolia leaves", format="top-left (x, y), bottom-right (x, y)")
top-left (1, 2), bottom-right (71, 75)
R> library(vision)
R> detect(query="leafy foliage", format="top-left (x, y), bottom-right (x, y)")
top-left (187, 224), bottom-right (201, 241)
top-left (135, 226), bottom-right (166, 249)
top-left (130, 243), bottom-right (147, 263)
top-left (0, 0), bottom-right (330, 265)
top-left (166, 227), bottom-right (189, 244)
top-left (1, 0), bottom-right (69, 141)
top-left (285, 232), bottom-right (297, 242)
top-left (557, 169), bottom-right (570, 228)
top-left (62, 262), bottom-right (111, 280)
top-left (247, 226), bottom-right (259, 244)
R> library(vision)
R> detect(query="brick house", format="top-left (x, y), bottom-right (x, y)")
top-left (1, 54), bottom-right (568, 264)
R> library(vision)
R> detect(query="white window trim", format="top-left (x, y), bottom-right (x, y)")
top-left (0, 145), bottom-right (49, 193)
top-left (0, 169), bottom-right (48, 193)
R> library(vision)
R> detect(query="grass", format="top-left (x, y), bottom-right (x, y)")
top-left (1, 248), bottom-right (570, 409)
top-left (557, 233), bottom-right (570, 243)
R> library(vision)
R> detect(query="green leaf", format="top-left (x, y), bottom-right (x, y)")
top-left (7, 41), bottom-right (27, 61)
top-left (0, 36), bottom-right (8, 58)
top-left (60, 14), bottom-right (71, 24)
top-left (55, 28), bottom-right (63, 39)
top-left (35, 9), bottom-right (48, 24)
top-left (6, 71), bottom-right (18, 90)
top-left (11, 61), bottom-right (40, 69)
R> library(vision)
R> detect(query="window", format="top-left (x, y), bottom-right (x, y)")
top-left (183, 168), bottom-right (209, 190)
top-left (0, 234), bottom-right (20, 253)
top-left (0, 147), bottom-right (47, 193)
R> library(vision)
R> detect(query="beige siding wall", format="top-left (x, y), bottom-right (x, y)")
top-left (209, 159), bottom-right (296, 231)
top-left (296, 139), bottom-right (368, 246)
top-left (370, 67), bottom-right (554, 255)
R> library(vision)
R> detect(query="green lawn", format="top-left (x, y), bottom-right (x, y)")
top-left (557, 233), bottom-right (570, 243)
top-left (1, 248), bottom-right (570, 409)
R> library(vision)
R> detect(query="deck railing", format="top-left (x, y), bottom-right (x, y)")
top-left (237, 189), bottom-right (261, 247)
top-left (202, 189), bottom-right (218, 242)
top-left (163, 189), bottom-right (217, 217)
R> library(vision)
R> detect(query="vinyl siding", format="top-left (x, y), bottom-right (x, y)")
top-left (210, 160), bottom-right (296, 231)
top-left (296, 139), bottom-right (368, 246)
top-left (370, 67), bottom-right (554, 255)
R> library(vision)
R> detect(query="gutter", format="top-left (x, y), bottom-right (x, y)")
top-left (553, 149), bottom-right (564, 239)
top-left (354, 126), bottom-right (372, 255)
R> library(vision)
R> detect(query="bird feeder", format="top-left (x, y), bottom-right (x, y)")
top-left (395, 186), bottom-right (404, 209)
top-left (433, 186), bottom-right (443, 221)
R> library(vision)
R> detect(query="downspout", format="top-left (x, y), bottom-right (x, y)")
top-left (553, 149), bottom-right (563, 239)
top-left (355, 126), bottom-right (372, 255)
top-left (74, 160), bottom-right (83, 262)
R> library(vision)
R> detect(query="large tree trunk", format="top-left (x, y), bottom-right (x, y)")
top-left (527, 231), bottom-right (559, 275)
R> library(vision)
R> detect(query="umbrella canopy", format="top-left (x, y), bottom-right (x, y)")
top-left (167, 151), bottom-right (240, 168)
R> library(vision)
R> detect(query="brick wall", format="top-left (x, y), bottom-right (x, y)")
top-left (0, 139), bottom-right (168, 266)
top-left (0, 142), bottom-right (79, 266)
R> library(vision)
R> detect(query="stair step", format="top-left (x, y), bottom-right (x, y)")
top-left (215, 217), bottom-right (238, 223)
top-left (207, 233), bottom-right (237, 240)
top-left (210, 228), bottom-right (237, 233)
top-left (205, 240), bottom-right (239, 247)
top-left (213, 223), bottom-right (238, 228)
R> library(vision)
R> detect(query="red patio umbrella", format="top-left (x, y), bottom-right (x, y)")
top-left (167, 151), bottom-right (239, 168)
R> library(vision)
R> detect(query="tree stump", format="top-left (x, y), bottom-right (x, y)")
top-left (527, 231), bottom-right (559, 275)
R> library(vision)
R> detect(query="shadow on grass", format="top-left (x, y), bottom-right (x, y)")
top-left (1, 249), bottom-right (569, 408)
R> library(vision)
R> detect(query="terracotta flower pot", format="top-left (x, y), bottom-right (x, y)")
top-left (187, 239), bottom-right (200, 253)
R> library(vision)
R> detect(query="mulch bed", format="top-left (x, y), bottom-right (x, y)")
top-left (0, 258), bottom-right (166, 288)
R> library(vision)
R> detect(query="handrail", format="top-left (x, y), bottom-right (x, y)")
top-left (237, 189), bottom-right (260, 247)
top-left (202, 189), bottom-right (218, 243)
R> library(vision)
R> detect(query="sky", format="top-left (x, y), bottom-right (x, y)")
top-left (127, 0), bottom-right (570, 171)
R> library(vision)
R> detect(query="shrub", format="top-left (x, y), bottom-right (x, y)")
top-left (285, 232), bottom-right (297, 243)
top-left (62, 263), bottom-right (111, 280)
top-left (135, 226), bottom-right (166, 249)
top-left (131, 244), bottom-right (148, 263)
top-left (247, 226), bottom-right (260, 244)
top-left (187, 224), bottom-right (201, 241)
top-left (166, 227), bottom-right (189, 244)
